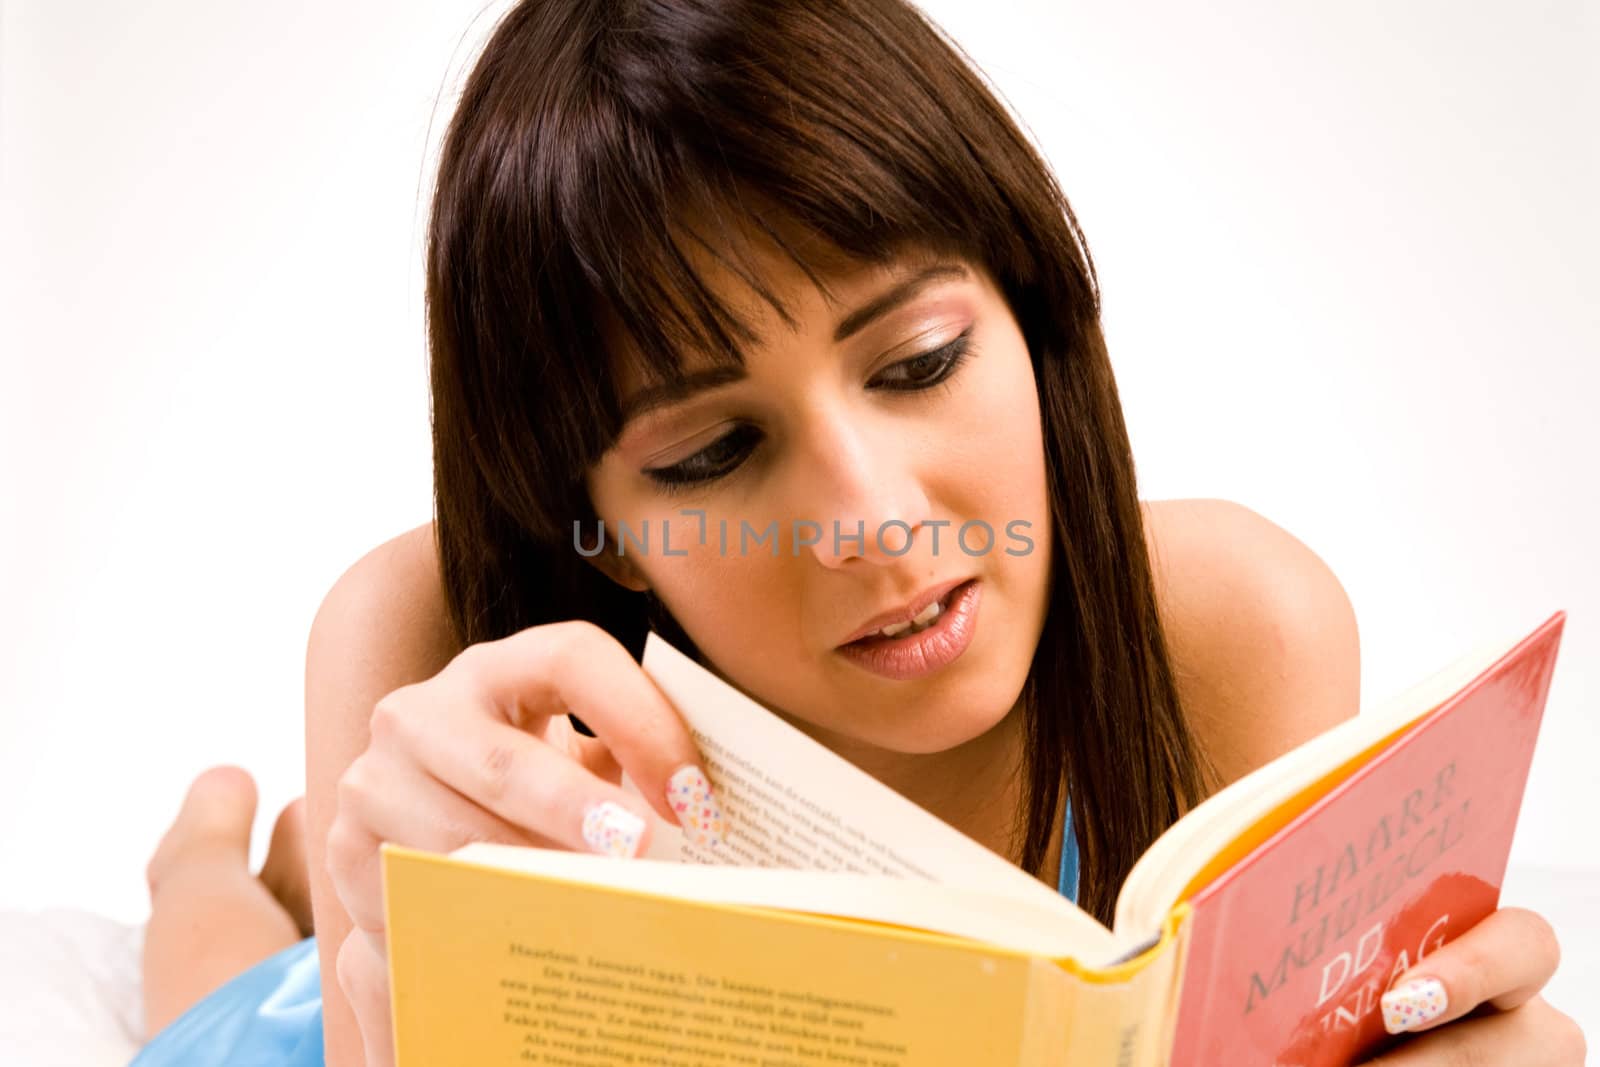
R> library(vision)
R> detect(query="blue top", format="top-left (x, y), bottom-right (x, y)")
top-left (131, 800), bottom-right (1081, 1065)
top-left (1058, 793), bottom-right (1081, 903)
top-left (129, 935), bottom-right (323, 1066)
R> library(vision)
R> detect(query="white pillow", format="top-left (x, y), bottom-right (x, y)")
top-left (0, 909), bottom-right (146, 1067)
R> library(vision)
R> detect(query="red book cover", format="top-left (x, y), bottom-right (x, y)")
top-left (1165, 611), bottom-right (1566, 1066)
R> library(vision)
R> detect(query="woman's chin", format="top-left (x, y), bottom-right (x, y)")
top-left (814, 683), bottom-right (1024, 757)
top-left (797, 645), bottom-right (1026, 755)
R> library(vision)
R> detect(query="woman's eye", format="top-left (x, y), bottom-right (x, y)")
top-left (639, 329), bottom-right (976, 491)
top-left (869, 328), bottom-right (975, 391)
top-left (642, 423), bottom-right (762, 489)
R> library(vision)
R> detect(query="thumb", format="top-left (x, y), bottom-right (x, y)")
top-left (1379, 907), bottom-right (1559, 1035)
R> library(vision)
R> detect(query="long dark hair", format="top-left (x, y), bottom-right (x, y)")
top-left (424, 0), bottom-right (1218, 925)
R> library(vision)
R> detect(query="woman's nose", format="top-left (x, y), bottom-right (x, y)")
top-left (795, 418), bottom-right (933, 569)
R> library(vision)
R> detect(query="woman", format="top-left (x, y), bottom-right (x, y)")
top-left (133, 0), bottom-right (1583, 1064)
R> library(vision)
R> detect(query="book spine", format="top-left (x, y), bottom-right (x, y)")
top-left (1018, 956), bottom-right (1077, 1065)
top-left (1151, 907), bottom-right (1196, 1067)
top-left (1043, 907), bottom-right (1194, 1066)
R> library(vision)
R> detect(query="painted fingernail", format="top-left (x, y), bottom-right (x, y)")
top-left (667, 764), bottom-right (727, 847)
top-left (581, 801), bottom-right (646, 858)
top-left (1381, 976), bottom-right (1448, 1033)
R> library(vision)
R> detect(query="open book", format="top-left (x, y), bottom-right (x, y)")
top-left (380, 610), bottom-right (1566, 1067)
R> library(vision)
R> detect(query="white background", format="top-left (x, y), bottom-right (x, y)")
top-left (1, 0), bottom-right (1595, 1029)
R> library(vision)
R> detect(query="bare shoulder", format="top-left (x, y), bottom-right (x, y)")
top-left (1139, 498), bottom-right (1361, 792)
top-left (307, 520), bottom-right (461, 673)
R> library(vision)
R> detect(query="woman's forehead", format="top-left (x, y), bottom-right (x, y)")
top-left (607, 234), bottom-right (969, 382)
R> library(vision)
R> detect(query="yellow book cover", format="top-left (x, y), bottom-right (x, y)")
top-left (383, 845), bottom-right (1191, 1066)
top-left (382, 611), bottom-right (1564, 1066)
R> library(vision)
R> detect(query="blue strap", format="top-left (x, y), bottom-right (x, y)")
top-left (1057, 796), bottom-right (1080, 904)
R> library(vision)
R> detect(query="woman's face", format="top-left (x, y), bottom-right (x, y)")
top-left (585, 234), bottom-right (1052, 759)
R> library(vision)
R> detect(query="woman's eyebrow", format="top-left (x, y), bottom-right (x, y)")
top-left (622, 365), bottom-right (748, 423)
top-left (620, 260), bottom-right (971, 424)
top-left (832, 261), bottom-right (970, 343)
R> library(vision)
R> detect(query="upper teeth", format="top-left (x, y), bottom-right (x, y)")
top-left (877, 598), bottom-right (943, 638)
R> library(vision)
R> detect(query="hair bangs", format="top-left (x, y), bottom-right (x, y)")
top-left (534, 0), bottom-right (1042, 466)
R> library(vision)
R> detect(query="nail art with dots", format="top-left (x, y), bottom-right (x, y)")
top-left (581, 801), bottom-right (646, 858)
top-left (1381, 976), bottom-right (1448, 1033)
top-left (667, 764), bottom-right (727, 848)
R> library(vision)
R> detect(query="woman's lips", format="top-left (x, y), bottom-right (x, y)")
top-left (835, 578), bottom-right (981, 681)
top-left (837, 575), bottom-right (972, 645)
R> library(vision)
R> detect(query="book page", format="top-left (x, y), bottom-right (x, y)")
top-left (445, 843), bottom-right (1117, 960)
top-left (623, 631), bottom-right (1086, 924)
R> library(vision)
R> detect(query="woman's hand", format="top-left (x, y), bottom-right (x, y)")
top-left (323, 620), bottom-right (720, 1067)
top-left (1359, 906), bottom-right (1586, 1065)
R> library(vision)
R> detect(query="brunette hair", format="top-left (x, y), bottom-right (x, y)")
top-left (425, 0), bottom-right (1218, 924)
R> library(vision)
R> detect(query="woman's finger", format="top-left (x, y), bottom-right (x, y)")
top-left (457, 621), bottom-right (715, 826)
top-left (392, 700), bottom-right (663, 856)
top-left (1378, 907), bottom-right (1562, 1034)
top-left (324, 812), bottom-right (387, 942)
top-left (379, 621), bottom-right (724, 850)
top-left (1360, 993), bottom-right (1587, 1065)
top-left (335, 927), bottom-right (396, 1067)
top-left (326, 750), bottom-right (555, 937)
top-left (354, 756), bottom-right (560, 855)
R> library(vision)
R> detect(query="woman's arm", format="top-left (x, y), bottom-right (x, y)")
top-left (304, 522), bottom-right (462, 1067)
